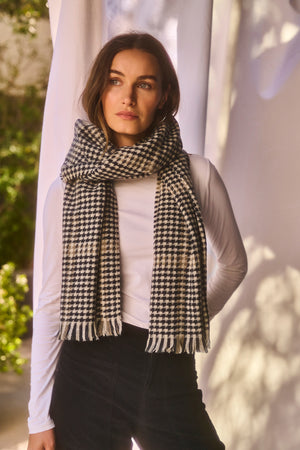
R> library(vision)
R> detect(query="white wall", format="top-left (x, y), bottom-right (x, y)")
top-left (200, 2), bottom-right (300, 449)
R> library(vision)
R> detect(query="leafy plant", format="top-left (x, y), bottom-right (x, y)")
top-left (0, 2), bottom-right (49, 370)
top-left (0, 262), bottom-right (33, 373)
top-left (0, 0), bottom-right (49, 37)
top-left (0, 88), bottom-right (44, 269)
top-left (0, 4), bottom-right (50, 270)
top-left (0, 1), bottom-right (50, 269)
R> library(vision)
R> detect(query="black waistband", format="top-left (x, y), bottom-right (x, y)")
top-left (122, 322), bottom-right (148, 338)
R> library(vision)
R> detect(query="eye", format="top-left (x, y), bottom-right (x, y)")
top-left (109, 78), bottom-right (121, 86)
top-left (137, 81), bottom-right (152, 89)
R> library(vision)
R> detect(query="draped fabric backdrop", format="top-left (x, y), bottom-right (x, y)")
top-left (34, 1), bottom-right (300, 448)
top-left (202, 2), bottom-right (300, 449)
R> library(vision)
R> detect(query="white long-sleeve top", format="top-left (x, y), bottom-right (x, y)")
top-left (28, 155), bottom-right (247, 433)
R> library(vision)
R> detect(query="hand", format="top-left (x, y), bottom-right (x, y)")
top-left (27, 429), bottom-right (55, 450)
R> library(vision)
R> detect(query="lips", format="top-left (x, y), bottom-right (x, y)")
top-left (116, 111), bottom-right (138, 120)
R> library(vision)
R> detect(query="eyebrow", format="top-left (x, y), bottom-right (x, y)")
top-left (109, 69), bottom-right (158, 82)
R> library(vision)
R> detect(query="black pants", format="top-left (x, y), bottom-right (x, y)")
top-left (50, 323), bottom-right (225, 450)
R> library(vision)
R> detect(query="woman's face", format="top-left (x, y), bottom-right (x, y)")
top-left (101, 48), bottom-right (165, 147)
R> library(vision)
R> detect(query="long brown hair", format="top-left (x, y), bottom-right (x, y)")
top-left (81, 32), bottom-right (180, 143)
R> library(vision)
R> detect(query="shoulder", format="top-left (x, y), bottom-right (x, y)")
top-left (183, 153), bottom-right (211, 210)
top-left (185, 153), bottom-right (227, 215)
top-left (186, 153), bottom-right (214, 192)
top-left (46, 177), bottom-right (65, 200)
top-left (187, 153), bottom-right (210, 169)
top-left (44, 177), bottom-right (65, 214)
top-left (187, 153), bottom-right (224, 187)
top-left (42, 178), bottom-right (65, 233)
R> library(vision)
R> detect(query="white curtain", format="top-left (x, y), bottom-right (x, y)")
top-left (34, 0), bottom-right (104, 305)
top-left (203, 1), bottom-right (300, 449)
top-left (34, 1), bottom-right (300, 448)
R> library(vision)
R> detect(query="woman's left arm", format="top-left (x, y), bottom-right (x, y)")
top-left (190, 156), bottom-right (248, 319)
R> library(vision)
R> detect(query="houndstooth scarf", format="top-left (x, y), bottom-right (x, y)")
top-left (59, 118), bottom-right (210, 353)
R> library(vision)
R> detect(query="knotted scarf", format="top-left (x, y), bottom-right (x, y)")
top-left (59, 118), bottom-right (210, 353)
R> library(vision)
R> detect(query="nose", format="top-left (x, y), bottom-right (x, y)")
top-left (122, 84), bottom-right (136, 106)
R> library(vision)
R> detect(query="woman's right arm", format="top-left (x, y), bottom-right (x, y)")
top-left (27, 178), bottom-right (65, 448)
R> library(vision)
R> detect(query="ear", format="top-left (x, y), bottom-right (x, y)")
top-left (158, 84), bottom-right (170, 109)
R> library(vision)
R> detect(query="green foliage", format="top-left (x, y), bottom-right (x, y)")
top-left (0, 1), bottom-right (50, 269)
top-left (0, 86), bottom-right (44, 268)
top-left (0, 0), bottom-right (49, 36)
top-left (0, 86), bottom-right (45, 143)
top-left (0, 2), bottom-right (49, 365)
top-left (0, 262), bottom-right (33, 373)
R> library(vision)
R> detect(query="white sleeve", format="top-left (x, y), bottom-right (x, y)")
top-left (189, 155), bottom-right (248, 319)
top-left (28, 178), bottom-right (64, 434)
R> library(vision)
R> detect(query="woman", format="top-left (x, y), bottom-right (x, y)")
top-left (28, 32), bottom-right (247, 450)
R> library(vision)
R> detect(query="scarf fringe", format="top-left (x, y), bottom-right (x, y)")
top-left (58, 320), bottom-right (210, 354)
top-left (58, 317), bottom-right (123, 341)
top-left (145, 333), bottom-right (211, 354)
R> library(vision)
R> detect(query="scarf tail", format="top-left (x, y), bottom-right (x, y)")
top-left (58, 316), bottom-right (123, 341)
top-left (145, 332), bottom-right (210, 354)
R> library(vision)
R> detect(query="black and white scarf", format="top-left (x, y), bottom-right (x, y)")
top-left (59, 118), bottom-right (210, 353)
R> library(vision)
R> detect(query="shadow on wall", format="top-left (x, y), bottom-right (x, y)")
top-left (201, 2), bottom-right (300, 449)
top-left (197, 238), bottom-right (300, 450)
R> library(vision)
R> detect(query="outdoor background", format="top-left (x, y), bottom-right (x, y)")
top-left (0, 1), bottom-right (51, 449)
top-left (0, 1), bottom-right (300, 449)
